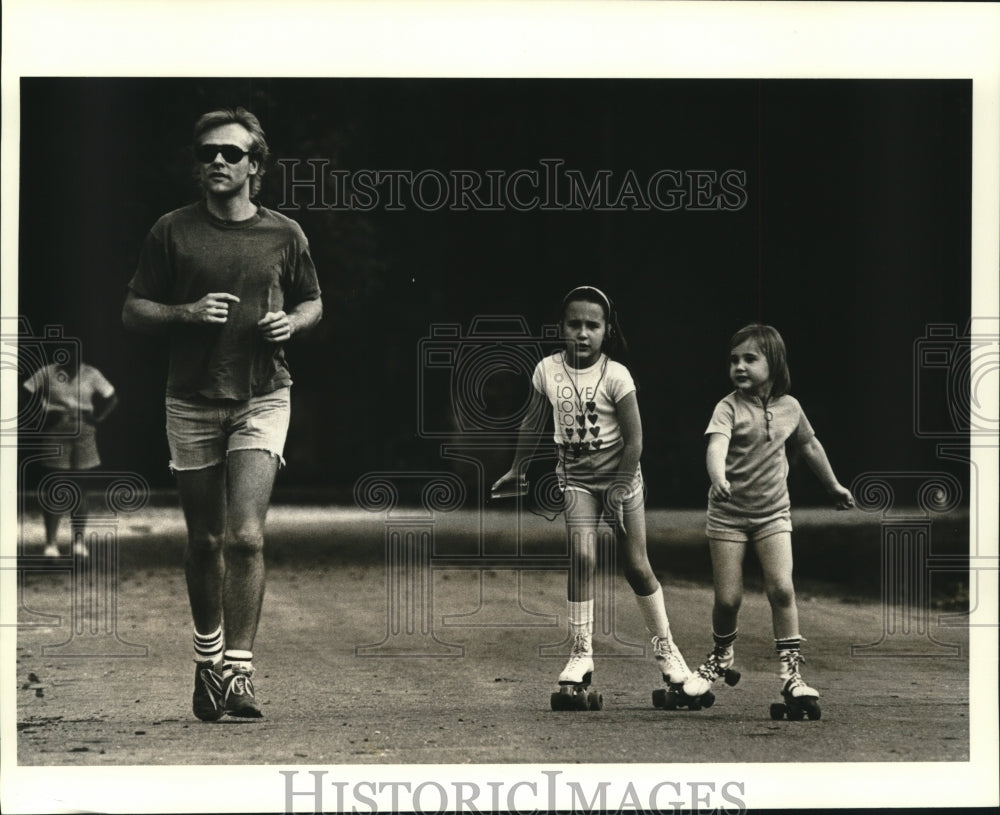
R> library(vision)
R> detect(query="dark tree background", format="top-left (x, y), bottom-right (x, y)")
top-left (16, 78), bottom-right (971, 507)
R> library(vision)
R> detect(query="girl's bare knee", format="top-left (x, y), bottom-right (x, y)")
top-left (622, 560), bottom-right (656, 593)
top-left (714, 595), bottom-right (742, 618)
top-left (767, 584), bottom-right (796, 610)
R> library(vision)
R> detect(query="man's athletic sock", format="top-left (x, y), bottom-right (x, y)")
top-left (193, 626), bottom-right (223, 666)
top-left (775, 636), bottom-right (802, 652)
top-left (222, 649), bottom-right (254, 677)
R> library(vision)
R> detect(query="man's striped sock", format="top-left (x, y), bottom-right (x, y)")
top-left (194, 626), bottom-right (223, 665)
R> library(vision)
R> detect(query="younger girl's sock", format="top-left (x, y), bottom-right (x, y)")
top-left (713, 628), bottom-right (739, 649)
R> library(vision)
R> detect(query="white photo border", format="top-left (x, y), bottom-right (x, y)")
top-left (2, 2), bottom-right (997, 813)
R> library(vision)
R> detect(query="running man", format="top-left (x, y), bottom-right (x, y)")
top-left (122, 107), bottom-right (323, 720)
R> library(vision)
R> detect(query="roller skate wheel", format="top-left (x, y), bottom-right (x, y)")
top-left (699, 691), bottom-right (715, 709)
top-left (651, 688), bottom-right (667, 709)
top-left (724, 669), bottom-right (741, 687)
top-left (572, 690), bottom-right (590, 711)
top-left (551, 690), bottom-right (571, 711)
top-left (770, 702), bottom-right (786, 720)
top-left (587, 691), bottom-right (603, 711)
top-left (802, 698), bottom-right (821, 720)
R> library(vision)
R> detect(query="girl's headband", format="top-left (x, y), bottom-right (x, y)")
top-left (562, 285), bottom-right (612, 313)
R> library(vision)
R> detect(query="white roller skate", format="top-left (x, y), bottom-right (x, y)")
top-left (679, 643), bottom-right (742, 708)
top-left (653, 635), bottom-right (691, 684)
top-left (651, 636), bottom-right (702, 711)
top-left (770, 650), bottom-right (821, 721)
top-left (551, 633), bottom-right (602, 711)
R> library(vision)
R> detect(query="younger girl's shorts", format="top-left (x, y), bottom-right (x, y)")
top-left (706, 509), bottom-right (792, 543)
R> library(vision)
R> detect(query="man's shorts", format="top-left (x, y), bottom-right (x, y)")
top-left (706, 509), bottom-right (792, 544)
top-left (165, 387), bottom-right (290, 472)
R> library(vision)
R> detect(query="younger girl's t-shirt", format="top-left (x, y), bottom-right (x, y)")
top-left (705, 390), bottom-right (815, 523)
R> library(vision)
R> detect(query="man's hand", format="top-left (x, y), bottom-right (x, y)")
top-left (258, 311), bottom-right (292, 343)
top-left (187, 293), bottom-right (240, 325)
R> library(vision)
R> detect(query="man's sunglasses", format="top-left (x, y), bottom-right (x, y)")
top-left (195, 144), bottom-right (250, 164)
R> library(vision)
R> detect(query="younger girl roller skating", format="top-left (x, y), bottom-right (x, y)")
top-left (682, 324), bottom-right (854, 719)
top-left (493, 286), bottom-right (691, 711)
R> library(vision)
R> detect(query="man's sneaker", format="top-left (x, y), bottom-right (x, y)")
top-left (222, 667), bottom-right (263, 718)
top-left (652, 636), bottom-right (691, 684)
top-left (43, 544), bottom-right (61, 558)
top-left (192, 660), bottom-right (224, 722)
top-left (558, 633), bottom-right (595, 685)
top-left (72, 541), bottom-right (89, 559)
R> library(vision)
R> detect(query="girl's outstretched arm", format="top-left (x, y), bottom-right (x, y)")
top-left (706, 433), bottom-right (732, 501)
top-left (800, 436), bottom-right (855, 509)
top-left (492, 387), bottom-right (549, 491)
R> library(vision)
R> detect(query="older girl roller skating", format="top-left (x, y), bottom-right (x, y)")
top-left (494, 286), bottom-right (692, 711)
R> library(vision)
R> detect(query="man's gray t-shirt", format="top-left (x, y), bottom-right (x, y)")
top-left (130, 202), bottom-right (321, 401)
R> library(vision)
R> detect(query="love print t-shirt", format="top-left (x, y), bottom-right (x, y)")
top-left (531, 352), bottom-right (636, 457)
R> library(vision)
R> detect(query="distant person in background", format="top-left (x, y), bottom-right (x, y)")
top-left (682, 323), bottom-right (854, 721)
top-left (122, 107), bottom-right (322, 722)
top-left (22, 354), bottom-right (118, 558)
